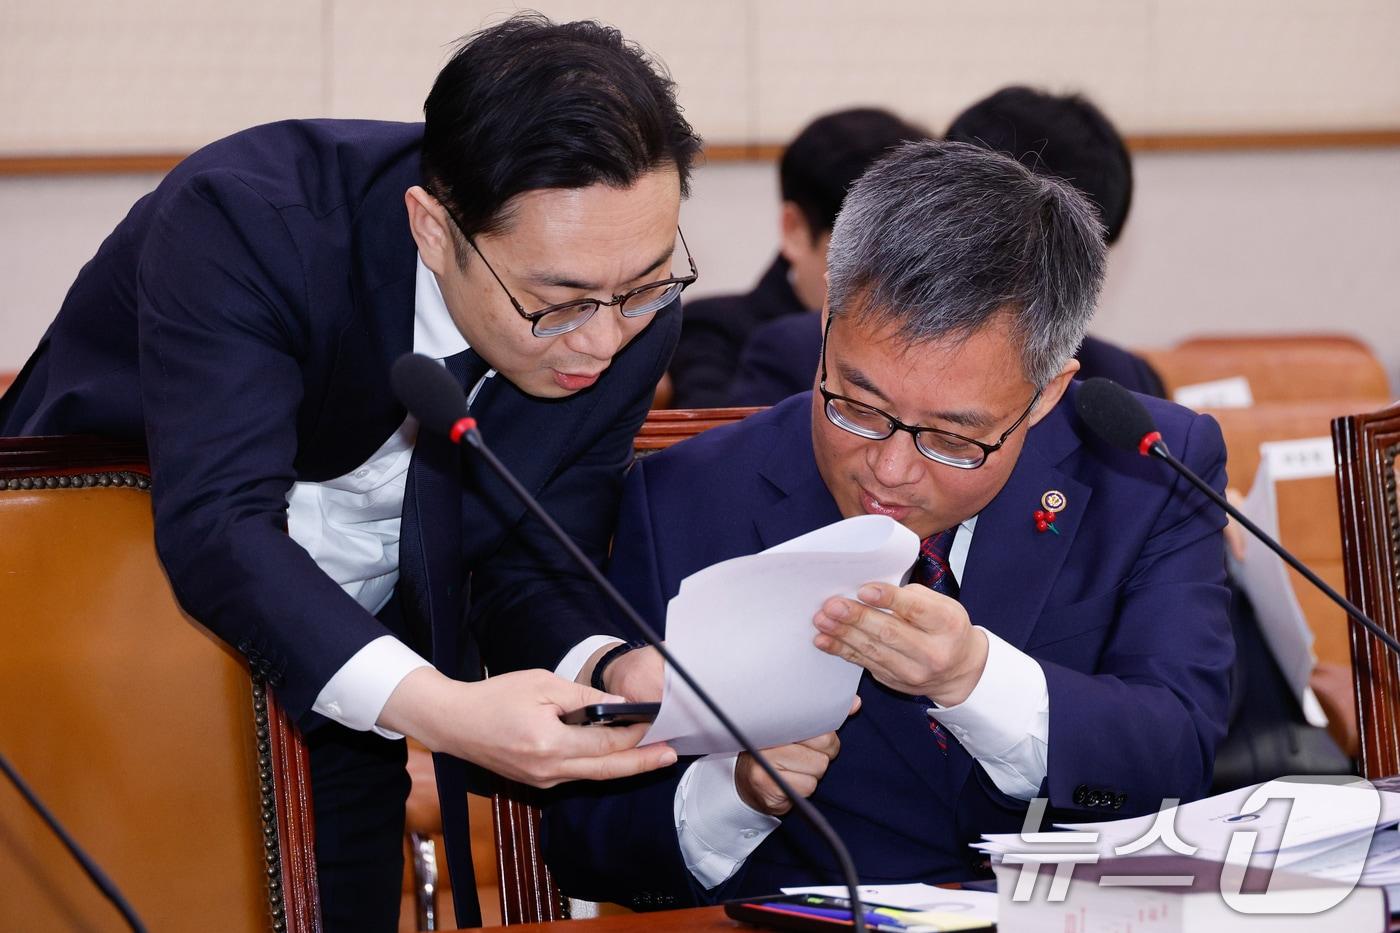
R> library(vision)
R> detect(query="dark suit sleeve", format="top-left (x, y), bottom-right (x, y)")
top-left (727, 315), bottom-right (821, 407)
top-left (669, 300), bottom-right (743, 409)
top-left (1038, 412), bottom-right (1233, 816)
top-left (543, 458), bottom-right (704, 908)
top-left (138, 173), bottom-right (393, 720)
top-left (465, 322), bottom-right (677, 676)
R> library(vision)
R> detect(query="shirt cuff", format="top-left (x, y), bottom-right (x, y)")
top-left (554, 635), bottom-right (626, 685)
top-left (312, 635), bottom-right (432, 739)
top-left (927, 627), bottom-right (1049, 800)
top-left (673, 754), bottom-right (781, 890)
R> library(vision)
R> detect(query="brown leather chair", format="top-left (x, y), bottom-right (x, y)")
top-left (1141, 334), bottom-right (1390, 403)
top-left (1331, 402), bottom-right (1400, 779)
top-left (0, 437), bottom-right (319, 932)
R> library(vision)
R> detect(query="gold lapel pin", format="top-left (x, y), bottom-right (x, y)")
top-left (1035, 490), bottom-right (1066, 535)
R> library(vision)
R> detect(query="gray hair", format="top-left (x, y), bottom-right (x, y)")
top-left (826, 140), bottom-right (1106, 387)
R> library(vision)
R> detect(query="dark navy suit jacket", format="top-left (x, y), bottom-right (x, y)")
top-left (0, 119), bottom-right (677, 741)
top-left (546, 386), bottom-right (1232, 906)
top-left (728, 313), bottom-right (1165, 406)
top-left (668, 255), bottom-right (808, 408)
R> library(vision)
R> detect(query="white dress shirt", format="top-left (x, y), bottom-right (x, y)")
top-left (301, 256), bottom-right (515, 738)
top-left (674, 515), bottom-right (1053, 889)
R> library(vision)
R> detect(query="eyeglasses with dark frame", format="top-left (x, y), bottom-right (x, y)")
top-left (817, 315), bottom-right (1042, 470)
top-left (464, 226), bottom-right (698, 338)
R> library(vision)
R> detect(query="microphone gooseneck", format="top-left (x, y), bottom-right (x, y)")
top-left (0, 750), bottom-right (148, 932)
top-left (1075, 377), bottom-right (1400, 657)
top-left (393, 352), bottom-right (869, 933)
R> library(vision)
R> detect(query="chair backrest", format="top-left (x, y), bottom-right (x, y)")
top-left (0, 437), bottom-right (319, 932)
top-left (488, 406), bottom-right (764, 925)
top-left (1332, 402), bottom-right (1400, 779)
top-left (1141, 334), bottom-right (1390, 403)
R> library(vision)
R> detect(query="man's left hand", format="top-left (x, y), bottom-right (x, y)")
top-left (578, 644), bottom-right (665, 702)
top-left (813, 582), bottom-right (989, 706)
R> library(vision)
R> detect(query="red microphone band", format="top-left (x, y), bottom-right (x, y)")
top-left (1138, 430), bottom-right (1163, 457)
top-left (449, 417), bottom-right (478, 444)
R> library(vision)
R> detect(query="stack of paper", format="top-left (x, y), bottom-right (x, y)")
top-left (975, 777), bottom-right (1400, 885)
top-left (640, 514), bottom-right (919, 756)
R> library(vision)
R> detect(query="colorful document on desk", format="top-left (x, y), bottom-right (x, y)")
top-left (641, 514), bottom-right (919, 756)
top-left (781, 883), bottom-right (998, 922)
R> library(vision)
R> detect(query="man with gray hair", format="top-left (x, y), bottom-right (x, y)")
top-left (547, 141), bottom-right (1233, 903)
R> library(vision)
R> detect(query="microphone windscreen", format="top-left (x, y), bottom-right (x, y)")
top-left (391, 353), bottom-right (469, 436)
top-left (1075, 377), bottom-right (1159, 454)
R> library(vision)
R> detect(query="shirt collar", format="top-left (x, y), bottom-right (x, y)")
top-left (413, 254), bottom-right (470, 359)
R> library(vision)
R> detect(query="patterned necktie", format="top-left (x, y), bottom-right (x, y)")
top-left (911, 526), bottom-right (959, 752)
top-left (912, 526), bottom-right (959, 599)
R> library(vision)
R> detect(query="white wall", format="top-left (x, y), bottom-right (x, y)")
top-left (0, 0), bottom-right (1397, 388)
top-left (3, 0), bottom-right (1400, 156)
top-left (2, 147), bottom-right (1397, 389)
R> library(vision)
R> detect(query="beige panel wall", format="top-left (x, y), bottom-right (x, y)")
top-left (0, 1), bottom-right (1396, 388)
top-left (2, 148), bottom-right (1396, 391)
top-left (326, 2), bottom-right (753, 139)
top-left (2, 0), bottom-right (1398, 155)
top-left (0, 0), bottom-right (325, 153)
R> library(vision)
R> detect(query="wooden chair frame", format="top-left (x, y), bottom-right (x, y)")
top-left (0, 437), bottom-right (320, 933)
top-left (1332, 402), bottom-right (1400, 779)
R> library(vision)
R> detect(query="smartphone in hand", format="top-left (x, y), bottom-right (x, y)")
top-left (559, 702), bottom-right (661, 726)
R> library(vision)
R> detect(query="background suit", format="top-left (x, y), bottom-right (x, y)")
top-left (546, 385), bottom-right (1232, 905)
top-left (668, 255), bottom-right (807, 408)
top-left (728, 313), bottom-right (1166, 407)
top-left (0, 119), bottom-right (680, 926)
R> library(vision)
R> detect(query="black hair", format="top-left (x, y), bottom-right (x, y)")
top-left (828, 141), bottom-right (1106, 388)
top-left (779, 108), bottom-right (928, 238)
top-left (946, 86), bottom-right (1133, 244)
top-left (421, 13), bottom-right (701, 241)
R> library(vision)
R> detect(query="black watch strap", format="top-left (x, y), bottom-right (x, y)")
top-left (590, 639), bottom-right (648, 693)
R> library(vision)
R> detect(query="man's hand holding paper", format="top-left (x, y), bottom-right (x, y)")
top-left (734, 696), bottom-right (860, 816)
top-left (637, 514), bottom-right (918, 756)
top-left (813, 582), bottom-right (989, 707)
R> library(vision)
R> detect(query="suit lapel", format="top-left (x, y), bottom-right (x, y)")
top-left (959, 426), bottom-right (1091, 652)
top-left (752, 398), bottom-right (843, 550)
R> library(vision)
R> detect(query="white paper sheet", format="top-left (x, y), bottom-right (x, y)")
top-left (640, 514), bottom-right (919, 756)
top-left (1173, 375), bottom-right (1254, 410)
top-left (1227, 437), bottom-right (1336, 728)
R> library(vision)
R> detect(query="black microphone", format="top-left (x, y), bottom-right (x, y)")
top-left (1074, 377), bottom-right (1400, 657)
top-left (392, 352), bottom-right (871, 932)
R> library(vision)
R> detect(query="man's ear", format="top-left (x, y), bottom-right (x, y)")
top-left (1028, 357), bottom-right (1081, 427)
top-left (778, 201), bottom-right (817, 263)
top-left (405, 186), bottom-right (460, 275)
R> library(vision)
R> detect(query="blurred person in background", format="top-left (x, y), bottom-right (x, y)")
top-left (727, 86), bottom-right (1164, 406)
top-left (668, 107), bottom-right (927, 408)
